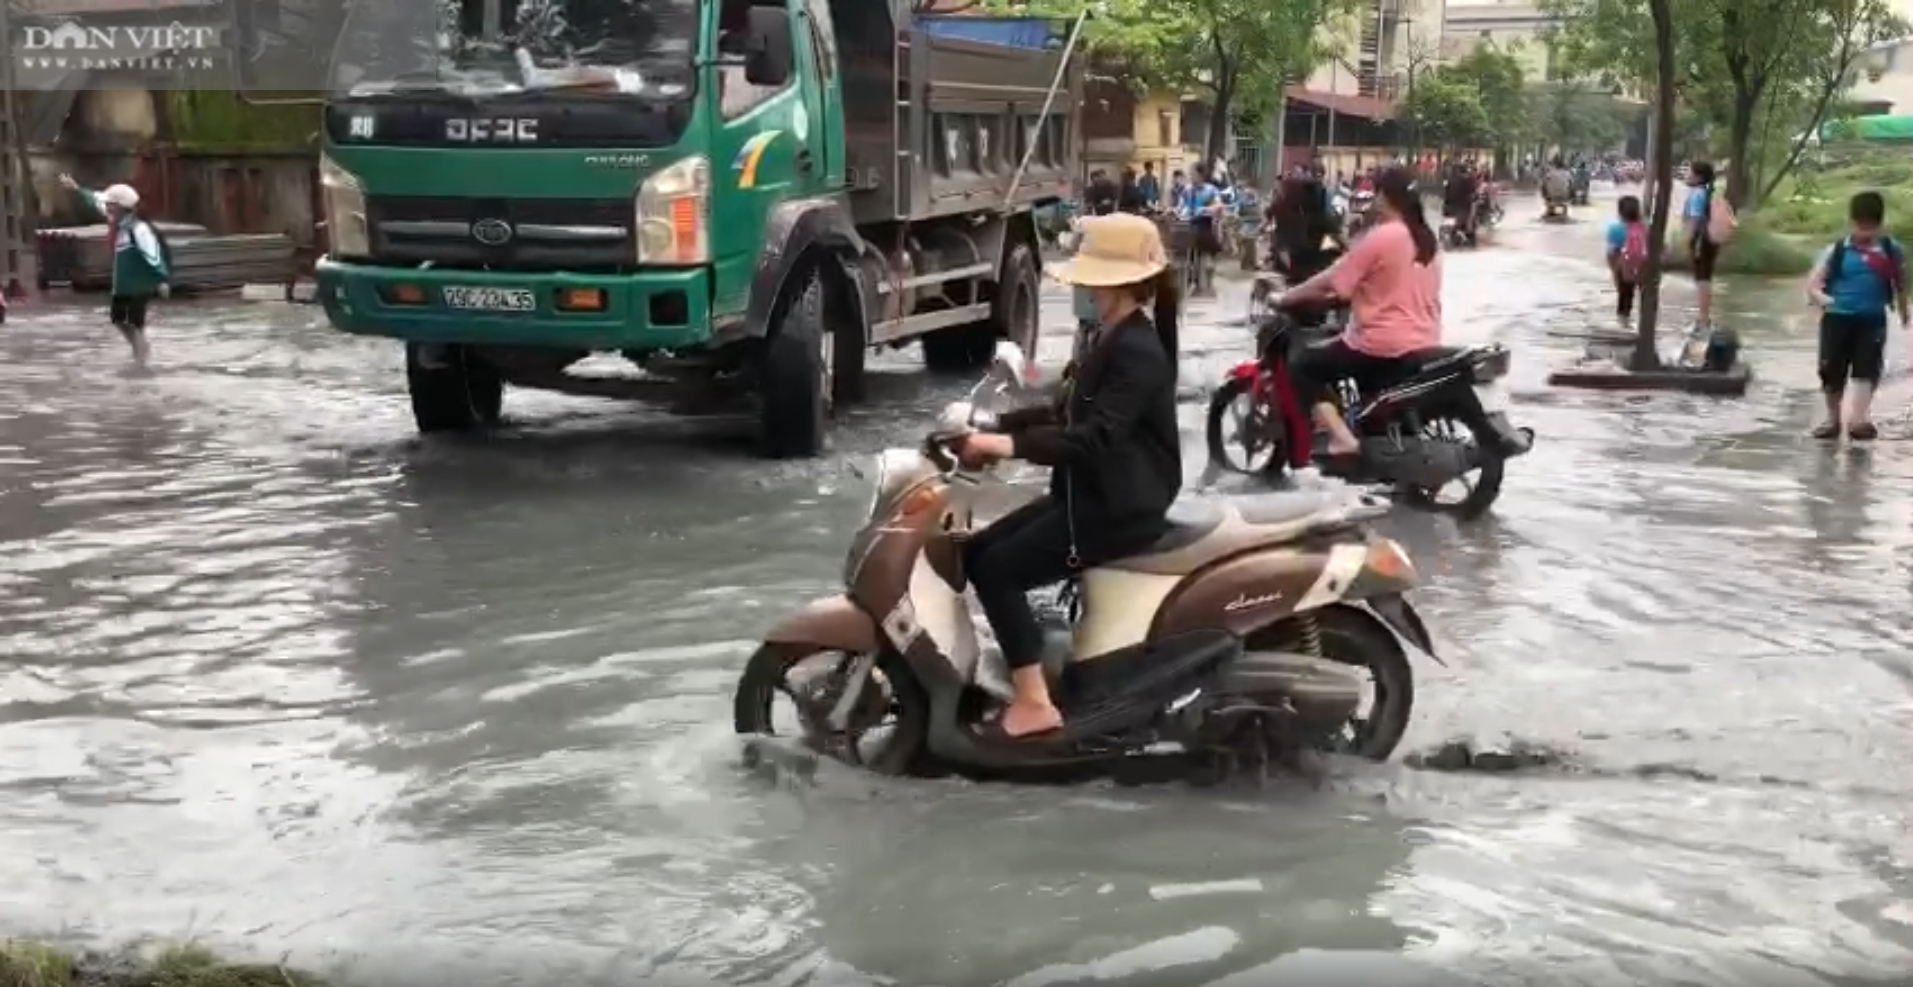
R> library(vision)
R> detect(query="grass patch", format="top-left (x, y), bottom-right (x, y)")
top-left (1757, 149), bottom-right (1913, 245)
top-left (0, 941), bottom-right (329, 987)
top-left (1661, 214), bottom-right (1818, 278)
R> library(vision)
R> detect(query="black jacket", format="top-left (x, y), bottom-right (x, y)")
top-left (998, 313), bottom-right (1182, 540)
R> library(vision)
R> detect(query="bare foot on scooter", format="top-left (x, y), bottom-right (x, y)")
top-left (1002, 701), bottom-right (1063, 738)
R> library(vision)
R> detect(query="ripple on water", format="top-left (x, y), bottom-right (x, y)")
top-left (0, 242), bottom-right (1909, 985)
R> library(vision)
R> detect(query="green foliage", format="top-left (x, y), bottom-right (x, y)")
top-left (0, 941), bottom-right (329, 987)
top-left (165, 91), bottom-right (321, 151)
top-left (1525, 83), bottom-right (1636, 154)
top-left (1543, 0), bottom-right (1904, 207)
top-left (1760, 150), bottom-right (1913, 244)
top-left (1396, 43), bottom-right (1531, 148)
top-left (990, 0), bottom-right (1357, 155)
top-left (1397, 75), bottom-right (1488, 148)
top-left (1660, 215), bottom-right (1818, 276)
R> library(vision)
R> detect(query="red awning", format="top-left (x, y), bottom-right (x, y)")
top-left (1284, 85), bottom-right (1394, 121)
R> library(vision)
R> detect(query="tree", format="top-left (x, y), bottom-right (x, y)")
top-left (1528, 82), bottom-right (1633, 155)
top-left (991, 0), bottom-right (1356, 162)
top-left (1396, 75), bottom-right (1490, 151)
top-left (1634, 0), bottom-right (1678, 370)
top-left (1545, 0), bottom-right (1901, 209)
top-left (1444, 46), bottom-right (1530, 147)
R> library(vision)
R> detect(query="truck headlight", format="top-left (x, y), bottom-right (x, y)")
top-left (635, 156), bottom-right (709, 265)
top-left (319, 153), bottom-right (370, 260)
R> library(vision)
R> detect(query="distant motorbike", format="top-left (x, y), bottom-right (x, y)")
top-left (734, 344), bottom-right (1439, 779)
top-left (1206, 305), bottom-right (1534, 519)
top-left (1345, 189), bottom-right (1377, 237)
top-left (1440, 216), bottom-right (1472, 249)
top-left (1477, 194), bottom-right (1503, 230)
top-left (1569, 174), bottom-right (1592, 206)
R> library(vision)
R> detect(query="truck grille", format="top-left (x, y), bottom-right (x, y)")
top-left (366, 197), bottom-right (632, 272)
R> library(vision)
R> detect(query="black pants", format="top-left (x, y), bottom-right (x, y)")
top-left (1691, 238), bottom-right (1720, 283)
top-left (1289, 339), bottom-right (1411, 407)
top-left (1818, 311), bottom-right (1887, 394)
top-left (965, 495), bottom-right (1164, 670)
top-left (109, 295), bottom-right (150, 330)
top-left (1614, 275), bottom-right (1637, 318)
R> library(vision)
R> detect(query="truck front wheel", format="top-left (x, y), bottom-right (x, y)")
top-left (759, 267), bottom-right (833, 458)
top-left (406, 343), bottom-right (504, 433)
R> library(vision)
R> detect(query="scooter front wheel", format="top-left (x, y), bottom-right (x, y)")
top-left (733, 643), bottom-right (934, 776)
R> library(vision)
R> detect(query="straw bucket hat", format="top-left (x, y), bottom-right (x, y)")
top-left (1051, 213), bottom-right (1168, 287)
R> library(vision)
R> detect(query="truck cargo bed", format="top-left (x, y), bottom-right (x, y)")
top-left (833, 3), bottom-right (1080, 226)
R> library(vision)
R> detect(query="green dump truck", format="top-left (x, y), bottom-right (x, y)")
top-left (313, 0), bottom-right (1080, 455)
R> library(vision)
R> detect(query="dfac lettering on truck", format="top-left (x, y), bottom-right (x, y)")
top-left (311, 0), bottom-right (1082, 456)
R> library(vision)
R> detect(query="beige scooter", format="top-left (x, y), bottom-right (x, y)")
top-left (734, 344), bottom-right (1440, 779)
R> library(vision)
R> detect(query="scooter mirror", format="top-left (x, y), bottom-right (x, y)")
top-left (990, 341), bottom-right (1029, 388)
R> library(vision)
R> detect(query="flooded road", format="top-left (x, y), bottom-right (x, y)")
top-left (2, 200), bottom-right (1910, 986)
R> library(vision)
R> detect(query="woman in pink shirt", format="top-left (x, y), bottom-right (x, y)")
top-left (1280, 167), bottom-right (1519, 460)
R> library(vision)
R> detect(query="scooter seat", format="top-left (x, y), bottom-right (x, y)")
top-left (1108, 491), bottom-right (1351, 576)
top-left (1401, 345), bottom-right (1471, 372)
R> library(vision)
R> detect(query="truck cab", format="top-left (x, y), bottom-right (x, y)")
top-left (313, 0), bottom-right (1077, 455)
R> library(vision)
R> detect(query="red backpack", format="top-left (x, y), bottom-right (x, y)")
top-left (1618, 222), bottom-right (1648, 281)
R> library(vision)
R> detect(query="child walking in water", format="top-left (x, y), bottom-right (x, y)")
top-left (1606, 195), bottom-right (1648, 328)
top-left (59, 174), bottom-right (169, 366)
top-left (1806, 191), bottom-right (1908, 441)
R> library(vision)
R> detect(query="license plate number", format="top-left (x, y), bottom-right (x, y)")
top-left (442, 286), bottom-right (535, 312)
top-left (1475, 382), bottom-right (1509, 414)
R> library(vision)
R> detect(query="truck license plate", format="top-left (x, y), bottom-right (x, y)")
top-left (442, 286), bottom-right (535, 312)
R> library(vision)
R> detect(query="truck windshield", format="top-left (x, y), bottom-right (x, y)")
top-left (331, 0), bottom-right (699, 100)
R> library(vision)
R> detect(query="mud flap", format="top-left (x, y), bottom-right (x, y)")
top-left (1367, 594), bottom-right (1441, 665)
top-left (1485, 412), bottom-right (1534, 458)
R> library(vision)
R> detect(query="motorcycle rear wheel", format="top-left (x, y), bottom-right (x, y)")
top-left (733, 643), bottom-right (933, 776)
top-left (1397, 414), bottom-right (1505, 519)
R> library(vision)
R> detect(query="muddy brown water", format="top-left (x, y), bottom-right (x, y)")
top-left (2, 201), bottom-right (1910, 986)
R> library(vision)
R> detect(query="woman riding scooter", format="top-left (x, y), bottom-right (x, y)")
top-left (1278, 166), bottom-right (1528, 464)
top-left (953, 214), bottom-right (1183, 739)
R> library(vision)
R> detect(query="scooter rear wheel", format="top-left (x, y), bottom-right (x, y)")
top-left (1248, 605), bottom-right (1415, 761)
top-left (733, 644), bottom-right (933, 776)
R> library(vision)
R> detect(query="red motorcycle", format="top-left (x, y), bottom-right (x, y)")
top-left (1204, 307), bottom-right (1531, 519)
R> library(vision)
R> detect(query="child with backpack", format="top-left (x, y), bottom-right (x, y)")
top-left (1806, 191), bottom-right (1909, 441)
top-left (1606, 194), bottom-right (1649, 327)
top-left (59, 174), bottom-right (171, 366)
top-left (1680, 161), bottom-right (1736, 332)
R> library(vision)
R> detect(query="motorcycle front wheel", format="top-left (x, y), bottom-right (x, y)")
top-left (733, 643), bottom-right (933, 776)
top-left (1205, 375), bottom-right (1285, 475)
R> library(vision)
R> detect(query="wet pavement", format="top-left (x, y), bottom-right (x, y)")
top-left (2, 199), bottom-right (1910, 987)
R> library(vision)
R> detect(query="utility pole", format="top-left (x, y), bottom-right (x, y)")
top-left (0, 0), bottom-right (29, 299)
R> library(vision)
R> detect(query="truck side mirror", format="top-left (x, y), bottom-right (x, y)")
top-left (744, 7), bottom-right (794, 87)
